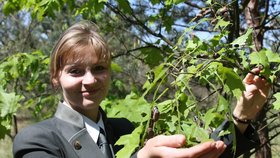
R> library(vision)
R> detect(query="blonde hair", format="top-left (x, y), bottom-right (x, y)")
top-left (50, 21), bottom-right (110, 88)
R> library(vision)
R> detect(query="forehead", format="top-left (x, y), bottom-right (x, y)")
top-left (62, 44), bottom-right (110, 67)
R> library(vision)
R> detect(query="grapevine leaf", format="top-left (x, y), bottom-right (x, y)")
top-left (115, 125), bottom-right (144, 158)
top-left (217, 65), bottom-right (244, 98)
top-left (249, 51), bottom-right (271, 78)
top-left (0, 91), bottom-right (23, 117)
top-left (140, 47), bottom-right (164, 68)
top-left (264, 49), bottom-right (280, 63)
top-left (272, 93), bottom-right (280, 110)
top-left (0, 122), bottom-right (10, 139)
top-left (214, 16), bottom-right (230, 31)
top-left (143, 63), bottom-right (168, 93)
top-left (103, 92), bottom-right (150, 123)
top-left (157, 99), bottom-right (173, 113)
top-left (231, 29), bottom-right (253, 46)
top-left (203, 108), bottom-right (216, 129)
top-left (216, 94), bottom-right (229, 112)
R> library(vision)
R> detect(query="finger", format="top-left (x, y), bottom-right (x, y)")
top-left (147, 134), bottom-right (186, 148)
top-left (199, 141), bottom-right (226, 158)
top-left (245, 67), bottom-right (263, 84)
top-left (179, 141), bottom-right (218, 158)
top-left (151, 141), bottom-right (217, 158)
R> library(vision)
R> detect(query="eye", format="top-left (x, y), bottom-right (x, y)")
top-left (68, 68), bottom-right (84, 76)
top-left (93, 65), bottom-right (107, 73)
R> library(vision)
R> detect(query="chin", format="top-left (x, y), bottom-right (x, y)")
top-left (83, 100), bottom-right (99, 109)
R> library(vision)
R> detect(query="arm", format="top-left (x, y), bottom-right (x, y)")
top-left (233, 68), bottom-right (270, 133)
top-left (211, 67), bottom-right (270, 158)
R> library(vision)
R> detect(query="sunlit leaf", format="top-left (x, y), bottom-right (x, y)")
top-left (115, 126), bottom-right (143, 158)
top-left (231, 29), bottom-right (253, 46)
top-left (272, 92), bottom-right (280, 110)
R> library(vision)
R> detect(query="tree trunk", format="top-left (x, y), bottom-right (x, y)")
top-left (244, 0), bottom-right (271, 157)
top-left (244, 0), bottom-right (264, 52)
top-left (255, 109), bottom-right (272, 158)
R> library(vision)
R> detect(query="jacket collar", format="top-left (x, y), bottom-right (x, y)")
top-left (54, 102), bottom-right (84, 128)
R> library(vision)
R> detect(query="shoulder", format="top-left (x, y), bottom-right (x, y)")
top-left (13, 118), bottom-right (65, 157)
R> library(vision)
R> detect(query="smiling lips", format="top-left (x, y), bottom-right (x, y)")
top-left (81, 90), bottom-right (98, 97)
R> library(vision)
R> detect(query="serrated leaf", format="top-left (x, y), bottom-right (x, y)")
top-left (217, 65), bottom-right (244, 98)
top-left (115, 125), bottom-right (143, 158)
top-left (231, 29), bottom-right (253, 46)
top-left (140, 47), bottom-right (164, 68)
top-left (264, 49), bottom-right (280, 63)
top-left (0, 122), bottom-right (10, 139)
top-left (216, 94), bottom-right (229, 112)
top-left (157, 99), bottom-right (173, 113)
top-left (272, 92), bottom-right (280, 110)
top-left (203, 108), bottom-right (216, 129)
top-left (104, 92), bottom-right (150, 123)
top-left (249, 51), bottom-right (271, 78)
top-left (143, 63), bottom-right (168, 93)
top-left (193, 126), bottom-right (210, 142)
top-left (214, 17), bottom-right (230, 30)
top-left (0, 91), bottom-right (23, 117)
top-left (249, 51), bottom-right (269, 67)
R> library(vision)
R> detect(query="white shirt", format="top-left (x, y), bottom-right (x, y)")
top-left (63, 101), bottom-right (105, 143)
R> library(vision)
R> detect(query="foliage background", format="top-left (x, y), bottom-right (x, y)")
top-left (1, 0), bottom-right (280, 157)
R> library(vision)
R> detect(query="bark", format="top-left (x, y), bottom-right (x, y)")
top-left (244, 0), bottom-right (271, 157)
top-left (244, 0), bottom-right (264, 51)
top-left (255, 108), bottom-right (272, 158)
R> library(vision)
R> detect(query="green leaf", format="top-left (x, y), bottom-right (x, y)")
top-left (163, 16), bottom-right (174, 32)
top-left (203, 108), bottom-right (216, 129)
top-left (115, 125), bottom-right (144, 158)
top-left (216, 94), bottom-right (229, 112)
top-left (151, 0), bottom-right (161, 5)
top-left (218, 129), bottom-right (231, 137)
top-left (249, 51), bottom-right (271, 78)
top-left (111, 62), bottom-right (123, 73)
top-left (272, 92), bottom-right (280, 110)
top-left (264, 49), bottom-right (280, 63)
top-left (0, 91), bottom-right (23, 117)
top-left (214, 17), bottom-right (230, 31)
top-left (217, 65), bottom-right (244, 98)
top-left (117, 0), bottom-right (132, 14)
top-left (143, 63), bottom-right (168, 94)
top-left (157, 99), bottom-right (174, 113)
top-left (0, 121), bottom-right (10, 139)
top-left (140, 47), bottom-right (164, 68)
top-left (103, 92), bottom-right (150, 123)
top-left (231, 29), bottom-right (253, 46)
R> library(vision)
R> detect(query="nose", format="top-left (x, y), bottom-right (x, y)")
top-left (82, 71), bottom-right (96, 85)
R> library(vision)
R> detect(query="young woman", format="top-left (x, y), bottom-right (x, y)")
top-left (13, 21), bottom-right (269, 158)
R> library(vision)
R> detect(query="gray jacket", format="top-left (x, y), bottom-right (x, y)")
top-left (13, 102), bottom-right (134, 158)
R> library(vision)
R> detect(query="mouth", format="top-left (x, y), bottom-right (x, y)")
top-left (81, 90), bottom-right (98, 97)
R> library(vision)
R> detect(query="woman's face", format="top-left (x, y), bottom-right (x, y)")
top-left (56, 49), bottom-right (110, 118)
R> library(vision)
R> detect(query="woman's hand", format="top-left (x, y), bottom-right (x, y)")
top-left (233, 67), bottom-right (270, 132)
top-left (137, 134), bottom-right (226, 158)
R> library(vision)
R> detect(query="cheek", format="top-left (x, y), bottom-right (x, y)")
top-left (59, 76), bottom-right (81, 92)
top-left (102, 73), bottom-right (111, 87)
